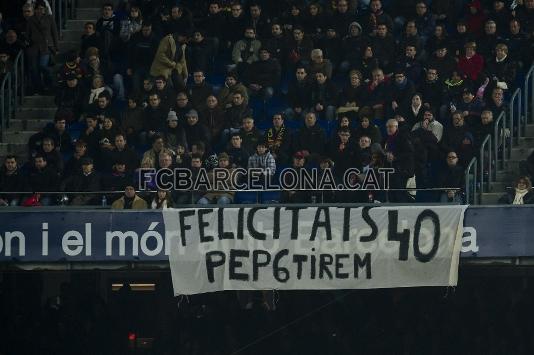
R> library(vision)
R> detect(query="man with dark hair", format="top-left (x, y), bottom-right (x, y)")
top-left (224, 2), bottom-right (247, 47)
top-left (328, 127), bottom-right (356, 180)
top-left (222, 92), bottom-right (252, 145)
top-left (60, 157), bottom-right (102, 206)
top-left (286, 66), bottom-right (312, 120)
top-left (264, 113), bottom-right (291, 164)
top-left (81, 22), bottom-right (103, 57)
top-left (143, 92), bottom-right (167, 141)
top-left (438, 151), bottom-right (464, 203)
top-left (187, 70), bottom-right (214, 110)
top-left (227, 133), bottom-right (249, 168)
top-left (418, 67), bottom-right (445, 114)
top-left (292, 112), bottom-right (327, 160)
top-left (187, 30), bottom-right (216, 73)
top-left (153, 75), bottom-right (176, 111)
top-left (247, 47), bottom-right (281, 101)
top-left (55, 74), bottom-right (83, 123)
top-left (39, 137), bottom-right (64, 176)
top-left (95, 3), bottom-right (120, 60)
top-left (106, 134), bottom-right (140, 174)
top-left (231, 27), bottom-right (261, 76)
top-left (384, 119), bottom-right (415, 202)
top-left (0, 155), bottom-right (25, 207)
top-left (263, 22), bottom-right (289, 64)
top-left (127, 21), bottom-right (159, 93)
top-left (246, 3), bottom-right (270, 39)
top-left (88, 91), bottom-right (117, 122)
top-left (27, 154), bottom-right (59, 206)
top-left (371, 23), bottom-right (395, 72)
top-left (183, 109), bottom-right (211, 151)
top-left (310, 71), bottom-right (338, 121)
top-left (240, 116), bottom-right (263, 155)
top-left (111, 186), bottom-right (147, 209)
top-left (218, 72), bottom-right (249, 109)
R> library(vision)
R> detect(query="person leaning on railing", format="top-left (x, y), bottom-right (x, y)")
top-left (111, 186), bottom-right (147, 209)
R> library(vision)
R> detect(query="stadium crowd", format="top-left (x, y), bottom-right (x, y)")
top-left (0, 0), bottom-right (534, 206)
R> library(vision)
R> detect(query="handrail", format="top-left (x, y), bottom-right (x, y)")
top-left (0, 72), bottom-right (13, 142)
top-left (509, 88), bottom-right (522, 146)
top-left (12, 50), bottom-right (25, 111)
top-left (465, 157), bottom-right (478, 205)
top-left (525, 65), bottom-right (534, 126)
top-left (494, 111), bottom-right (505, 178)
top-left (479, 134), bottom-right (492, 199)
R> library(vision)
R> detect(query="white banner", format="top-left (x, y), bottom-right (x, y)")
top-left (163, 206), bottom-right (467, 295)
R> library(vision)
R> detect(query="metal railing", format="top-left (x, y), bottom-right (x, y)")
top-left (12, 51), bottom-right (25, 112)
top-left (464, 157), bottom-right (478, 205)
top-left (51, 0), bottom-right (77, 38)
top-left (479, 134), bottom-right (492, 198)
top-left (0, 72), bottom-right (13, 142)
top-left (509, 88), bottom-right (522, 146)
top-left (494, 111), bottom-right (505, 177)
top-left (525, 65), bottom-right (534, 126)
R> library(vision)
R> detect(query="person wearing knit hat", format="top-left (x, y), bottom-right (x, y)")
top-left (185, 109), bottom-right (198, 117)
top-left (167, 110), bottom-right (178, 121)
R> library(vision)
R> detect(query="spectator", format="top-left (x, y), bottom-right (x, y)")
top-left (286, 26), bottom-right (313, 68)
top-left (339, 21), bottom-right (365, 74)
top-left (231, 27), bottom-right (261, 76)
top-left (0, 29), bottom-right (24, 59)
top-left (478, 20), bottom-right (501, 60)
top-left (163, 111), bottom-right (187, 151)
top-left (227, 133), bottom-right (249, 169)
top-left (218, 72), bottom-right (249, 109)
top-left (95, 3), bottom-right (120, 60)
top-left (111, 186), bottom-right (148, 209)
top-left (84, 74), bottom-right (113, 112)
top-left (248, 139), bottom-right (276, 178)
top-left (26, 0), bottom-right (58, 94)
top-left (427, 44), bottom-right (456, 80)
top-left (401, 93), bottom-right (425, 127)
top-left (197, 153), bottom-right (235, 205)
top-left (317, 27), bottom-right (342, 68)
top-left (55, 74), bottom-right (83, 123)
top-left (118, 5), bottom-right (143, 44)
top-left (384, 119), bottom-right (415, 202)
top-left (285, 66), bottom-right (312, 120)
top-left (222, 92), bottom-right (252, 145)
top-left (0, 155), bottom-right (25, 207)
top-left (310, 71), bottom-right (338, 121)
top-left (417, 68), bottom-right (445, 117)
top-left (150, 33), bottom-right (188, 92)
top-left (107, 133), bottom-right (139, 174)
top-left (395, 44), bottom-right (423, 84)
top-left (302, 2), bottom-right (325, 39)
top-left (183, 109), bottom-right (211, 152)
top-left (224, 2), bottom-right (247, 47)
top-left (458, 42), bottom-right (485, 82)
top-left (172, 91), bottom-right (193, 122)
top-left (153, 76), bottom-right (176, 111)
top-left (174, 153), bottom-right (204, 204)
top-left (388, 69), bottom-right (416, 117)
top-left (281, 151), bottom-right (310, 203)
top-left (472, 110), bottom-right (495, 149)
top-left (412, 1), bottom-right (435, 43)
top-left (187, 70), bottom-right (214, 110)
top-left (127, 22), bottom-right (158, 93)
top-left (370, 23), bottom-right (395, 72)
top-left (120, 96), bottom-right (144, 146)
top-left (485, 43), bottom-right (517, 89)
top-left (263, 22), bottom-right (289, 65)
top-left (166, 5), bottom-right (193, 37)
top-left (246, 47), bottom-right (281, 102)
top-left (60, 157), bottom-right (101, 206)
top-left (141, 135), bottom-right (167, 169)
top-left (81, 22), bottom-right (103, 57)
top-left (338, 70), bottom-right (366, 120)
top-left (202, 1), bottom-right (226, 54)
top-left (358, 45), bottom-right (380, 81)
top-left (425, 24), bottom-right (449, 57)
top-left (325, 0), bottom-right (358, 37)
top-left (307, 48), bottom-right (333, 79)
top-left (187, 30), bottom-right (215, 73)
top-left (26, 154), bottom-right (59, 206)
top-left (292, 112), bottom-right (327, 161)
top-left (411, 108), bottom-right (443, 143)
top-left (39, 137), bottom-right (64, 175)
top-left (64, 140), bottom-right (89, 178)
top-left (246, 3), bottom-right (270, 39)
top-left (102, 159), bottom-right (132, 202)
top-left (484, 86), bottom-right (507, 118)
top-left (365, 68), bottom-right (388, 120)
top-left (239, 116), bottom-right (263, 156)
top-left (438, 151), bottom-right (465, 203)
top-left (441, 112), bottom-right (472, 159)
top-left (264, 113), bottom-right (292, 164)
top-left (353, 108), bottom-right (382, 145)
top-left (361, 0), bottom-right (394, 35)
top-left (199, 95), bottom-right (225, 143)
top-left (57, 50), bottom-right (83, 85)
top-left (465, 0), bottom-right (487, 38)
top-left (142, 93), bottom-right (167, 142)
top-left (151, 189), bottom-right (174, 209)
top-left (498, 176), bottom-right (534, 205)
top-left (79, 116), bottom-right (100, 158)
top-left (505, 19), bottom-right (528, 66)
top-left (328, 127), bottom-right (355, 180)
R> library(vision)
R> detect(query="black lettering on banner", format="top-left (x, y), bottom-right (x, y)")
top-left (198, 209), bottom-right (214, 243)
top-left (273, 207), bottom-right (281, 240)
top-left (354, 253), bottom-right (372, 279)
top-left (206, 251), bottom-right (226, 283)
top-left (319, 254), bottom-right (334, 279)
top-left (335, 254), bottom-right (350, 279)
top-left (252, 250), bottom-right (271, 281)
top-left (229, 249), bottom-right (250, 281)
top-left (310, 207), bottom-right (332, 241)
top-left (343, 208), bottom-right (351, 241)
top-left (247, 207), bottom-right (267, 240)
top-left (273, 249), bottom-right (289, 282)
top-left (179, 210), bottom-right (195, 246)
top-left (237, 208), bottom-right (244, 240)
top-left (361, 207), bottom-right (378, 242)
top-left (413, 209), bottom-right (441, 263)
top-left (293, 254), bottom-right (307, 279)
top-left (286, 207), bottom-right (305, 239)
top-left (310, 251), bottom-right (317, 279)
top-left (387, 210), bottom-right (410, 261)
top-left (217, 208), bottom-right (234, 240)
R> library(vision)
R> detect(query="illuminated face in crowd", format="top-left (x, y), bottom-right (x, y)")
top-left (244, 29), bottom-right (255, 39)
top-left (232, 93), bottom-right (244, 106)
top-left (149, 95), bottom-right (160, 108)
top-left (35, 157), bottom-right (47, 170)
top-left (377, 25), bottom-right (387, 37)
top-left (115, 135), bottom-right (126, 150)
top-left (360, 117), bottom-right (370, 128)
top-left (42, 139), bottom-right (54, 153)
top-left (206, 96), bottom-right (218, 109)
top-left (125, 186), bottom-right (136, 198)
top-left (338, 130), bottom-right (350, 144)
top-left (209, 3), bottom-right (220, 14)
top-left (176, 93), bottom-right (188, 107)
top-left (191, 158), bottom-right (202, 168)
top-left (4, 158), bottom-right (17, 173)
top-left (481, 111), bottom-right (493, 125)
top-left (231, 4), bottom-right (242, 18)
top-left (242, 118), bottom-right (254, 131)
top-left (231, 135), bottom-right (242, 148)
top-left (305, 113), bottom-right (316, 127)
top-left (293, 29), bottom-right (304, 41)
top-left (193, 72), bottom-right (205, 84)
top-left (159, 153), bottom-right (173, 169)
top-left (412, 95), bottom-right (422, 107)
top-left (296, 68), bottom-right (307, 81)
top-left (452, 113), bottom-right (464, 127)
top-left (315, 72), bottom-right (327, 84)
top-left (272, 114), bottom-right (283, 128)
top-left (359, 136), bottom-right (371, 149)
top-left (102, 5), bottom-right (113, 19)
top-left (272, 24), bottom-right (282, 36)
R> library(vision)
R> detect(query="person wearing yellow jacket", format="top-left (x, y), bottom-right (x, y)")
top-left (150, 33), bottom-right (188, 91)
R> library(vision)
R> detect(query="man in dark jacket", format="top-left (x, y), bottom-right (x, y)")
top-left (60, 157), bottom-right (102, 206)
top-left (310, 71), bottom-right (338, 121)
top-left (0, 155), bottom-right (25, 206)
top-left (285, 66), bottom-right (312, 120)
top-left (227, 133), bottom-right (250, 169)
top-left (239, 116), bottom-right (263, 156)
top-left (221, 92), bottom-right (252, 145)
top-left (187, 70), bottom-right (214, 110)
top-left (143, 93), bottom-right (168, 140)
top-left (105, 133), bottom-right (139, 174)
top-left (183, 109), bottom-right (211, 151)
top-left (328, 127), bottom-right (356, 180)
top-left (187, 30), bottom-right (216, 73)
top-left (27, 154), bottom-right (59, 206)
top-left (438, 152), bottom-right (465, 203)
top-left (246, 47), bottom-right (281, 102)
top-left (127, 22), bottom-right (159, 93)
top-left (264, 113), bottom-right (292, 164)
top-left (95, 3), bottom-right (120, 60)
top-left (371, 24), bottom-right (396, 73)
top-left (55, 74), bottom-right (84, 123)
top-left (292, 112), bottom-right (327, 161)
top-left (384, 119), bottom-right (415, 202)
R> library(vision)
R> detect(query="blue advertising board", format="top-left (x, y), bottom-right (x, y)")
top-left (0, 206), bottom-right (532, 263)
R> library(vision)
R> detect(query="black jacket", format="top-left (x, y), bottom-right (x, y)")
top-left (310, 80), bottom-right (338, 107)
top-left (293, 124), bottom-right (327, 157)
top-left (287, 79), bottom-right (312, 109)
top-left (246, 58), bottom-right (281, 87)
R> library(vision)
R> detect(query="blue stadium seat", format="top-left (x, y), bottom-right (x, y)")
top-left (234, 191), bottom-right (258, 204)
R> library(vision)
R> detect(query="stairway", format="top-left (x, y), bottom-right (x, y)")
top-left (481, 124), bottom-right (534, 204)
top-left (0, 8), bottom-right (100, 165)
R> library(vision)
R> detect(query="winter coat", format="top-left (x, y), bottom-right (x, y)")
top-left (150, 34), bottom-right (188, 80)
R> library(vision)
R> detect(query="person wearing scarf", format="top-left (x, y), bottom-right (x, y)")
top-left (499, 176), bottom-right (534, 205)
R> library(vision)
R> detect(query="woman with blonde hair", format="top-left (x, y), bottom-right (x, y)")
top-left (499, 176), bottom-right (534, 205)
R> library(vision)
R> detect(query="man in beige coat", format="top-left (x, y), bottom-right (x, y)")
top-left (150, 33), bottom-right (188, 91)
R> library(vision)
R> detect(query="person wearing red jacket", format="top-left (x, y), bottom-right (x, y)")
top-left (458, 42), bottom-right (484, 82)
